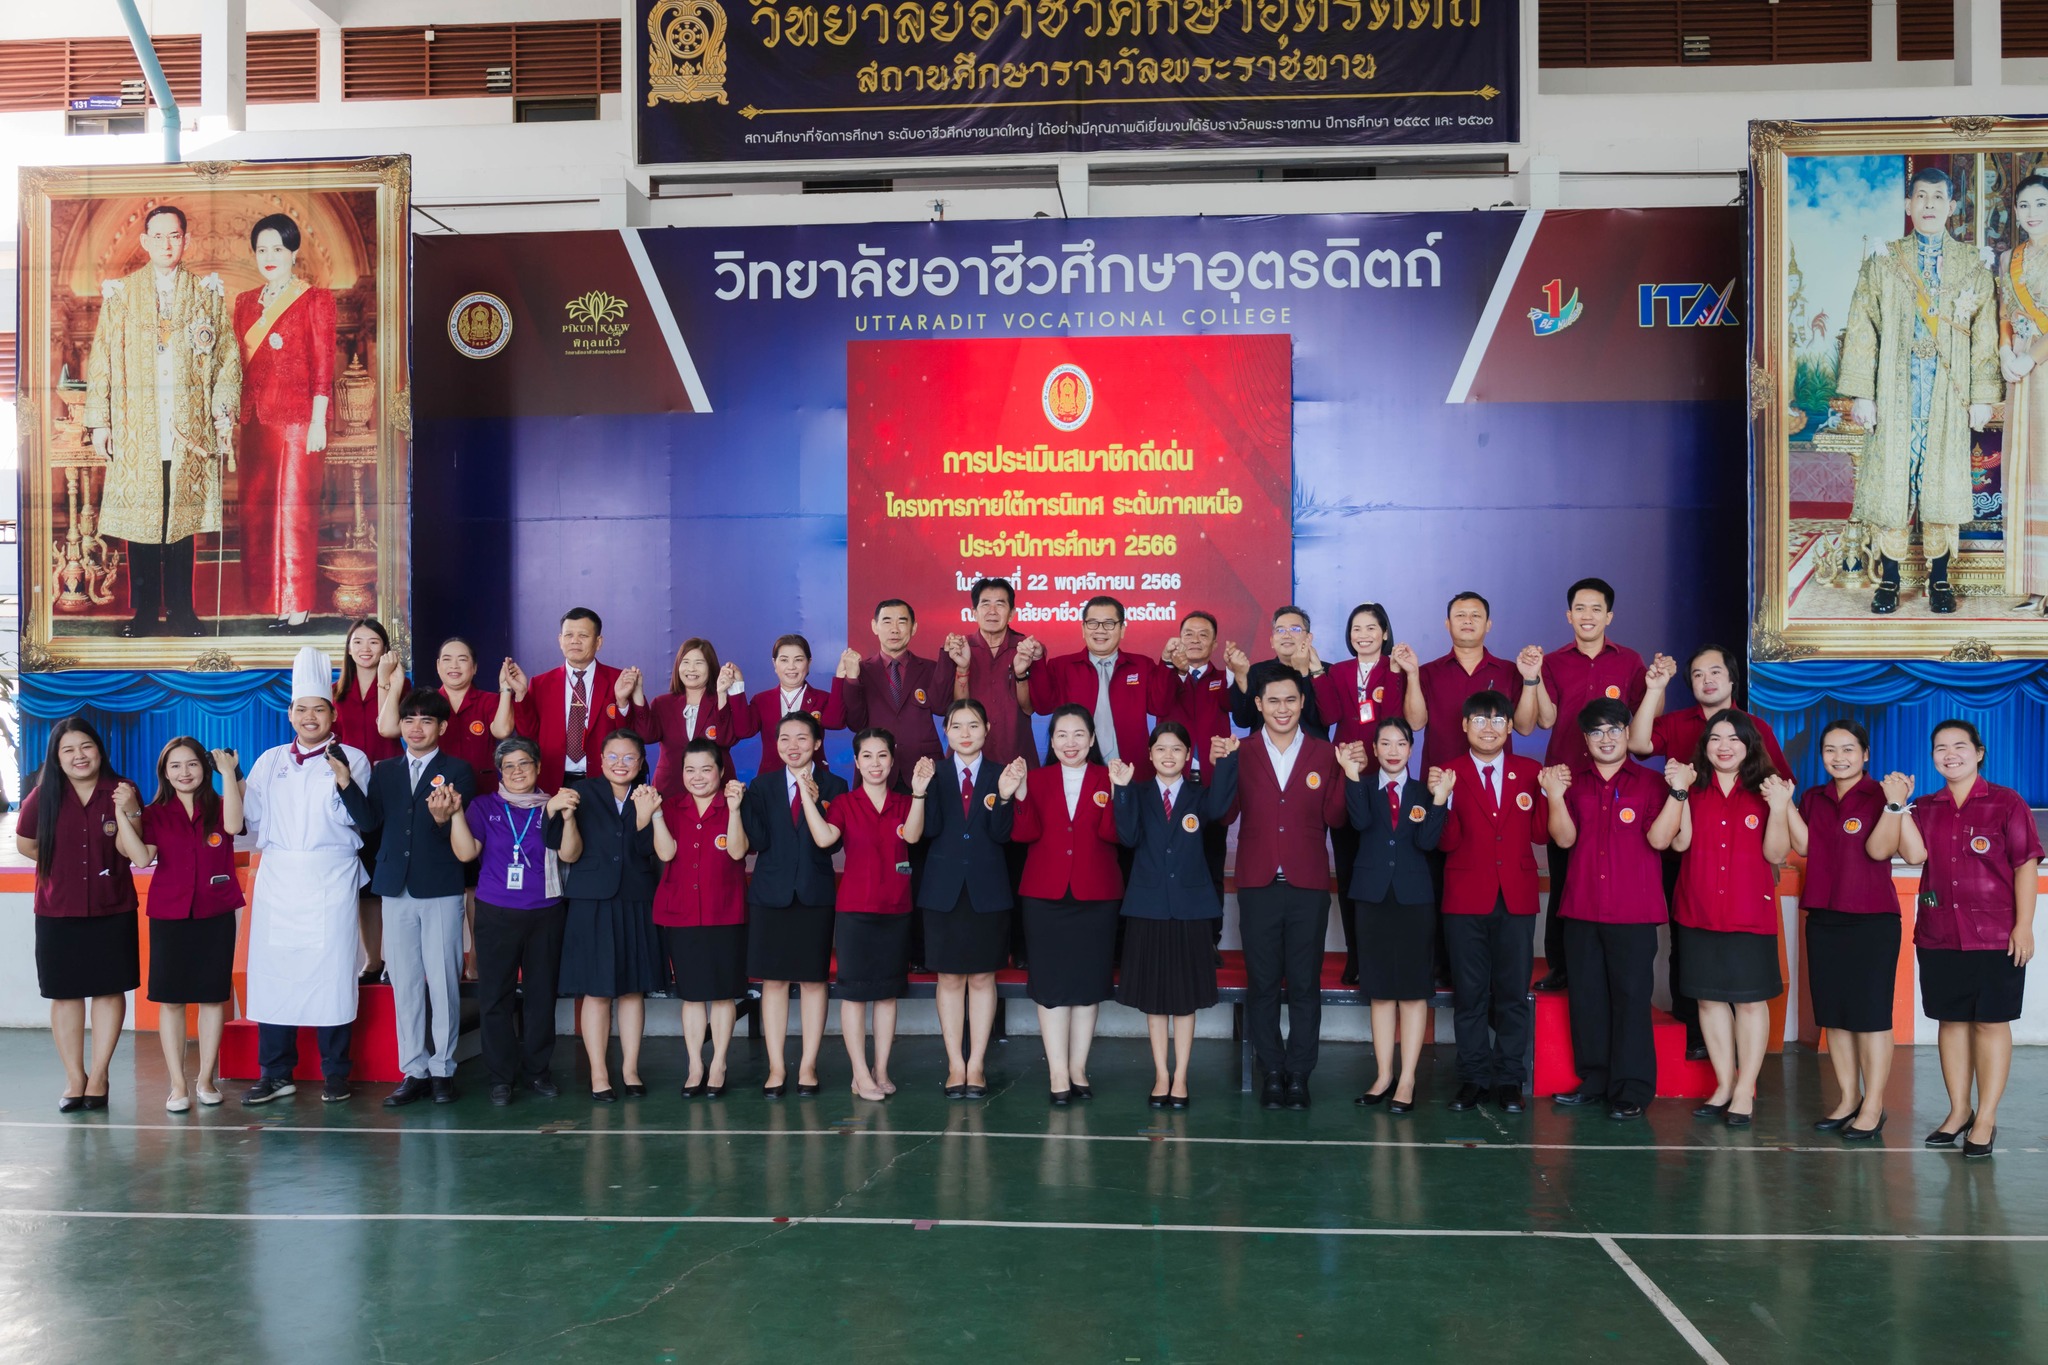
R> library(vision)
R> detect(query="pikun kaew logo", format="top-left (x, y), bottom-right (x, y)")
top-left (562, 290), bottom-right (631, 355)
top-left (1528, 278), bottom-right (1581, 337)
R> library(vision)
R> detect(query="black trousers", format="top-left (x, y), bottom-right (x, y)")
top-left (1201, 822), bottom-right (1228, 945)
top-left (475, 900), bottom-right (566, 1086)
top-left (1238, 882), bottom-right (1329, 1079)
top-left (125, 464), bottom-right (197, 625)
top-left (1542, 840), bottom-right (1571, 980)
top-left (1659, 851), bottom-right (1700, 1047)
top-left (1561, 918), bottom-right (1659, 1107)
top-left (257, 1021), bottom-right (353, 1082)
top-left (1330, 823), bottom-right (1362, 970)
top-left (1443, 896), bottom-right (1535, 1085)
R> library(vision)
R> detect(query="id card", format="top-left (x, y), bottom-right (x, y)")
top-left (505, 865), bottom-right (525, 891)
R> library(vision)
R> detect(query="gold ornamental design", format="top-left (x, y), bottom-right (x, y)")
top-left (648, 0), bottom-right (730, 106)
top-left (565, 291), bottom-right (629, 325)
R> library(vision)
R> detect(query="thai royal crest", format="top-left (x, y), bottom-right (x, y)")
top-left (647, 0), bottom-right (729, 106)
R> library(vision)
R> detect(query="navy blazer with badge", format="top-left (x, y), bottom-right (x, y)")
top-left (916, 757), bottom-right (1016, 914)
top-left (741, 766), bottom-right (850, 907)
top-left (561, 777), bottom-right (663, 902)
top-left (1345, 772), bottom-right (1448, 906)
top-left (1114, 753), bottom-right (1240, 920)
top-left (339, 751), bottom-right (477, 899)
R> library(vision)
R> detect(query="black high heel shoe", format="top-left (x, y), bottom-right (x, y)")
top-left (1963, 1123), bottom-right (1998, 1159)
top-left (796, 1082), bottom-right (822, 1097)
top-left (1147, 1091), bottom-right (1168, 1109)
top-left (1355, 1087), bottom-right (1390, 1107)
top-left (1692, 1101), bottom-right (1730, 1119)
top-left (1841, 1111), bottom-right (1888, 1141)
top-left (1049, 1090), bottom-right (1072, 1107)
top-left (1723, 1107), bottom-right (1753, 1129)
top-left (1071, 1082), bottom-right (1093, 1101)
top-left (622, 1083), bottom-right (647, 1098)
top-left (591, 1088), bottom-right (617, 1103)
top-left (82, 1094), bottom-right (109, 1111)
top-left (58, 1095), bottom-right (85, 1114)
top-left (1812, 1109), bottom-right (1858, 1132)
top-left (1168, 1092), bottom-right (1190, 1110)
top-left (761, 1081), bottom-right (787, 1098)
top-left (1387, 1095), bottom-right (1416, 1115)
top-left (1925, 1111), bottom-right (1974, 1147)
top-left (681, 1079), bottom-right (707, 1099)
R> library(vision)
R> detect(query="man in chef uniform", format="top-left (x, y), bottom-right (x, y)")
top-left (241, 646), bottom-right (373, 1105)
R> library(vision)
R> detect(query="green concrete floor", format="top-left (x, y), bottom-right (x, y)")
top-left (0, 1030), bottom-right (2044, 1365)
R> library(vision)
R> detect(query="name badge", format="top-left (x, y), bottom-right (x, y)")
top-left (505, 865), bottom-right (525, 891)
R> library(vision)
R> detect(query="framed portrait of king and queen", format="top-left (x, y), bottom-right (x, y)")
top-left (17, 156), bottom-right (410, 670)
top-left (1752, 117), bottom-right (2048, 661)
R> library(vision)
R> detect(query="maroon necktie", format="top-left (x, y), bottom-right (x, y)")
top-left (790, 782), bottom-right (802, 826)
top-left (888, 658), bottom-right (904, 707)
top-left (1164, 787), bottom-right (1174, 823)
top-left (1387, 781), bottom-right (1401, 827)
top-left (566, 671), bottom-right (588, 765)
top-left (291, 745), bottom-right (330, 765)
top-left (1485, 765), bottom-right (1498, 810)
top-left (961, 766), bottom-right (974, 821)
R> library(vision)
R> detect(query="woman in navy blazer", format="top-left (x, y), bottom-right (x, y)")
top-left (916, 699), bottom-right (1027, 1099)
top-left (1113, 722), bottom-right (1240, 1108)
top-left (1338, 717), bottom-right (1453, 1113)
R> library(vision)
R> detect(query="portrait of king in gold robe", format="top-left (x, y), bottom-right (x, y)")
top-left (1836, 165), bottom-right (2002, 617)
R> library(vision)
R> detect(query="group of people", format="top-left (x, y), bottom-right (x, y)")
top-left (20, 576), bottom-right (2041, 1157)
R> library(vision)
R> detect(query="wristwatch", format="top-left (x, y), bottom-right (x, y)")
top-left (1885, 802), bottom-right (1908, 814)
top-left (1667, 787), bottom-right (1690, 802)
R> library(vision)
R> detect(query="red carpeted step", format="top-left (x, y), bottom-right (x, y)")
top-left (218, 984), bottom-right (409, 1083)
top-left (1530, 959), bottom-right (1719, 1099)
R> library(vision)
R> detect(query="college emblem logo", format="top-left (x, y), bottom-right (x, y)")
top-left (1603, 685), bottom-right (1622, 700)
top-left (1372, 686), bottom-right (1384, 704)
top-left (430, 774), bottom-right (446, 789)
top-left (1182, 814), bottom-right (1200, 832)
top-left (1516, 791), bottom-right (1534, 811)
top-left (1093, 790), bottom-right (1110, 807)
top-left (448, 291), bottom-right (512, 359)
top-left (1528, 278), bottom-right (1582, 337)
top-left (1306, 771), bottom-right (1322, 789)
top-left (705, 725), bottom-right (718, 739)
top-left (1744, 813), bottom-right (1759, 830)
top-left (984, 793), bottom-right (998, 809)
top-left (895, 824), bottom-right (907, 839)
top-left (714, 833), bottom-right (729, 850)
top-left (1208, 677), bottom-right (1224, 690)
top-left (1042, 363), bottom-right (1094, 432)
top-left (810, 710), bottom-right (822, 719)
top-left (469, 720), bottom-right (486, 736)
top-left (1971, 835), bottom-right (1991, 854)
top-left (561, 290), bottom-right (630, 356)
top-left (103, 819), bottom-right (117, 836)
top-left (914, 689), bottom-right (927, 705)
top-left (1618, 807), bottom-right (1638, 824)
top-left (606, 703), bottom-right (618, 718)
top-left (1407, 805), bottom-right (1426, 823)
top-left (207, 832), bottom-right (223, 847)
top-left (1842, 818), bottom-right (1863, 834)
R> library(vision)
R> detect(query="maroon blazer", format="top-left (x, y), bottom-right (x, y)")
top-left (1030, 649), bottom-right (1174, 780)
top-left (1163, 663), bottom-right (1234, 780)
top-left (1232, 731), bottom-right (1346, 891)
top-left (1313, 657), bottom-right (1411, 749)
top-left (510, 661), bottom-right (628, 792)
top-left (639, 690), bottom-right (738, 796)
top-left (728, 679), bottom-right (847, 775)
top-left (840, 651), bottom-right (948, 769)
top-left (1434, 752), bottom-right (1547, 916)
top-left (1009, 763), bottom-right (1124, 901)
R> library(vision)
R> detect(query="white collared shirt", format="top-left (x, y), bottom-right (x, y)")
top-left (562, 665), bottom-right (593, 775)
top-left (1156, 776), bottom-right (1185, 811)
top-left (1061, 761), bottom-right (1086, 817)
top-left (407, 747), bottom-right (440, 791)
top-left (957, 755), bottom-right (983, 793)
top-left (780, 686), bottom-right (807, 716)
top-left (1263, 727), bottom-right (1303, 788)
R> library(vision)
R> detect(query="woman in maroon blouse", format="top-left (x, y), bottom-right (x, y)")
top-left (654, 739), bottom-right (750, 1098)
top-left (636, 637), bottom-right (742, 796)
top-left (1668, 712), bottom-right (1792, 1128)
top-left (13, 718), bottom-right (139, 1112)
top-left (112, 736), bottom-right (245, 1113)
top-left (335, 616), bottom-right (405, 983)
top-left (1786, 719), bottom-right (1909, 1137)
top-left (1898, 719), bottom-right (2045, 1158)
top-left (808, 729), bottom-right (927, 1101)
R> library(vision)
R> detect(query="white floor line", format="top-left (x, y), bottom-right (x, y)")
top-left (1596, 1234), bottom-right (1733, 1365)
top-left (0, 1118), bottom-right (2000, 1156)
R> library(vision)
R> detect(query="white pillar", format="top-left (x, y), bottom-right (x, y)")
top-left (1871, 0), bottom-right (1899, 66)
top-left (319, 26), bottom-right (343, 106)
top-left (1520, 154), bottom-right (1560, 209)
top-left (200, 0), bottom-right (247, 132)
top-left (1954, 0), bottom-right (2002, 87)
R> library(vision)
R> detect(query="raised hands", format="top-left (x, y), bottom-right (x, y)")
top-left (1162, 637), bottom-right (1186, 671)
top-left (1759, 774), bottom-right (1795, 810)
top-left (1517, 645), bottom-right (1545, 684)
top-left (996, 757), bottom-right (1028, 799)
top-left (1427, 765), bottom-right (1456, 802)
top-left (1646, 653), bottom-right (1679, 689)
top-left (426, 783), bottom-right (462, 825)
top-left (545, 787), bottom-right (581, 817)
top-left (500, 658), bottom-right (529, 700)
top-left (943, 633), bottom-right (971, 669)
top-left (1881, 771), bottom-right (1915, 807)
top-left (1663, 760), bottom-right (1697, 793)
top-left (1538, 764), bottom-right (1573, 798)
top-left (327, 749), bottom-right (353, 788)
top-left (1333, 741), bottom-right (1367, 781)
top-left (1390, 642), bottom-right (1420, 674)
top-left (1107, 758), bottom-right (1136, 788)
top-left (723, 780), bottom-right (747, 807)
top-left (797, 771), bottom-right (821, 806)
top-left (212, 747), bottom-right (239, 779)
top-left (112, 781), bottom-right (141, 816)
top-left (717, 661), bottom-right (743, 695)
top-left (1223, 640), bottom-right (1251, 676)
top-left (838, 647), bottom-right (864, 681)
top-left (1210, 735), bottom-right (1239, 763)
top-left (614, 666), bottom-right (642, 708)
top-left (629, 784), bottom-right (663, 820)
top-left (376, 652), bottom-right (403, 686)
top-left (910, 756), bottom-right (936, 796)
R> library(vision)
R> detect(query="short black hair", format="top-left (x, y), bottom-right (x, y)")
top-left (771, 633), bottom-right (812, 660)
top-left (1271, 604), bottom-right (1311, 630)
top-left (777, 711), bottom-right (825, 744)
top-left (1566, 577), bottom-right (1615, 611)
top-left (1930, 716), bottom-right (1984, 752)
top-left (1249, 659), bottom-right (1304, 700)
top-left (1819, 718), bottom-right (1869, 750)
top-left (1462, 689), bottom-right (1512, 721)
top-left (1909, 165), bottom-right (1955, 199)
top-left (1042, 703), bottom-right (1103, 767)
top-left (945, 697), bottom-right (989, 726)
top-left (969, 577), bottom-right (1014, 609)
top-left (396, 688), bottom-right (452, 723)
top-left (873, 598), bottom-right (915, 623)
top-left (1577, 697), bottom-right (1631, 734)
top-left (249, 212), bottom-right (301, 252)
top-left (560, 607), bottom-right (603, 633)
top-left (1372, 715), bottom-right (1414, 744)
top-left (851, 727), bottom-right (897, 757)
top-left (1687, 643), bottom-right (1742, 699)
top-left (143, 204), bottom-right (186, 235)
top-left (1446, 590), bottom-right (1491, 617)
top-left (1083, 595), bottom-right (1125, 624)
top-left (680, 737), bottom-right (725, 765)
top-left (1148, 720), bottom-right (1193, 752)
top-left (1180, 610), bottom-right (1218, 634)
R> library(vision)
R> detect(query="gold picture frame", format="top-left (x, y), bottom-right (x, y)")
top-left (17, 155), bottom-right (411, 670)
top-left (1750, 116), bottom-right (2048, 662)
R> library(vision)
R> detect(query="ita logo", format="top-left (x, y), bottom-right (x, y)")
top-left (1639, 281), bottom-right (1740, 327)
top-left (1042, 363), bottom-right (1093, 431)
top-left (1528, 278), bottom-right (1581, 337)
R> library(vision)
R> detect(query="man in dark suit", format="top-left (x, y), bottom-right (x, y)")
top-left (1224, 605), bottom-right (1331, 737)
top-left (504, 607), bottom-right (634, 792)
top-left (1231, 663), bottom-right (1347, 1110)
top-left (336, 688), bottom-right (477, 1107)
top-left (837, 599), bottom-right (949, 771)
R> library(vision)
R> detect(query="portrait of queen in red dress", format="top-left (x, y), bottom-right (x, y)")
top-left (232, 212), bottom-right (336, 631)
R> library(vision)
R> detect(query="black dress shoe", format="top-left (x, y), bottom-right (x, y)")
top-left (706, 1082), bottom-right (729, 1098)
top-left (1694, 1101), bottom-right (1730, 1119)
top-left (1871, 581), bottom-right (1900, 614)
top-left (1723, 1108), bottom-right (1753, 1128)
top-left (944, 1083), bottom-right (968, 1100)
top-left (1071, 1083), bottom-right (1093, 1101)
top-left (1684, 1044), bottom-right (1709, 1062)
top-left (681, 1079), bottom-right (707, 1098)
top-left (58, 1095), bottom-right (86, 1114)
top-left (1532, 972), bottom-right (1569, 993)
top-left (1169, 1092), bottom-right (1190, 1110)
top-left (383, 1076), bottom-right (432, 1108)
top-left (527, 1073), bottom-right (560, 1098)
top-left (359, 963), bottom-right (387, 985)
top-left (1283, 1078), bottom-right (1310, 1110)
top-left (120, 617), bottom-right (155, 638)
top-left (81, 1094), bottom-right (109, 1111)
top-left (1842, 1111), bottom-right (1888, 1141)
top-left (963, 1083), bottom-right (989, 1100)
top-left (1388, 1096), bottom-right (1415, 1115)
top-left (1340, 962), bottom-right (1360, 986)
top-left (1607, 1102), bottom-right (1645, 1121)
top-left (795, 1082), bottom-right (821, 1097)
top-left (1812, 1110), bottom-right (1857, 1132)
top-left (1496, 1085), bottom-right (1525, 1114)
top-left (489, 1084), bottom-right (513, 1107)
top-left (1355, 1087), bottom-right (1390, 1107)
top-left (1929, 579), bottom-right (1958, 614)
top-left (1553, 1090), bottom-right (1600, 1106)
top-left (1963, 1124), bottom-right (1998, 1158)
top-left (591, 1088), bottom-right (617, 1103)
top-left (1925, 1112), bottom-right (1973, 1147)
top-left (1449, 1082), bottom-right (1486, 1112)
top-left (1148, 1091), bottom-right (1169, 1109)
top-left (623, 1082), bottom-right (647, 1098)
top-left (1050, 1090), bottom-right (1072, 1107)
top-left (1260, 1074), bottom-right (1286, 1110)
top-left (168, 613), bottom-right (206, 637)
top-left (762, 1081), bottom-right (787, 1098)
top-left (431, 1078), bottom-right (458, 1104)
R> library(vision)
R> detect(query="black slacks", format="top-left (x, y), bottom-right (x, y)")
top-left (1238, 882), bottom-right (1329, 1079)
top-left (1330, 823), bottom-right (1362, 970)
top-left (1201, 822), bottom-right (1228, 944)
top-left (1542, 840), bottom-right (1571, 979)
top-left (1442, 895), bottom-right (1535, 1086)
top-left (1561, 918), bottom-right (1659, 1107)
top-left (258, 1021), bottom-right (353, 1081)
top-left (474, 900), bottom-right (566, 1086)
top-left (1659, 851), bottom-right (1700, 1047)
top-left (125, 464), bottom-right (197, 625)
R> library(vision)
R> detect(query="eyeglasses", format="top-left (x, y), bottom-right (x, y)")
top-left (1468, 716), bottom-right (1508, 729)
top-left (1587, 725), bottom-right (1626, 739)
top-left (600, 753), bottom-right (638, 767)
top-left (499, 759), bottom-right (537, 772)
top-left (1274, 624), bottom-right (1307, 635)
top-left (1082, 618), bottom-right (1120, 629)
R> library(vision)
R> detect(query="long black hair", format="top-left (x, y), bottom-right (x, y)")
top-left (1042, 703), bottom-right (1106, 767)
top-left (1694, 711), bottom-right (1775, 795)
top-left (149, 735), bottom-right (225, 833)
top-left (337, 618), bottom-right (393, 701)
top-left (33, 717), bottom-right (117, 873)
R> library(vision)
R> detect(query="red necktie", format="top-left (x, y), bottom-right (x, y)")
top-left (566, 671), bottom-right (588, 765)
top-left (790, 782), bottom-right (802, 825)
top-left (1164, 787), bottom-right (1174, 823)
top-left (888, 658), bottom-right (904, 707)
top-left (961, 766), bottom-right (974, 820)
top-left (1485, 765), bottom-right (1498, 810)
top-left (291, 745), bottom-right (329, 765)
top-left (1387, 781), bottom-right (1400, 826)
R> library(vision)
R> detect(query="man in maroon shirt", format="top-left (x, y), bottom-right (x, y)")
top-left (838, 598), bottom-right (948, 772)
top-left (944, 578), bottom-right (1039, 770)
top-left (1515, 577), bottom-right (1654, 992)
top-left (1541, 697), bottom-right (1684, 1121)
top-left (1404, 591), bottom-right (1523, 776)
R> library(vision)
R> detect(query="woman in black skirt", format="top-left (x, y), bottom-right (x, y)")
top-left (916, 699), bottom-right (1028, 1099)
top-left (742, 712), bottom-right (850, 1097)
top-left (807, 729), bottom-right (926, 1102)
top-left (557, 731), bottom-right (675, 1101)
top-left (111, 737), bottom-right (245, 1113)
top-left (1668, 714), bottom-right (1792, 1128)
top-left (13, 718), bottom-right (140, 1112)
top-left (1113, 723), bottom-right (1240, 1108)
top-left (1011, 706), bottom-right (1123, 1105)
top-left (1785, 719), bottom-right (1908, 1138)
top-left (652, 740), bottom-right (750, 1097)
top-left (1897, 719), bottom-right (2044, 1158)
top-left (1335, 718), bottom-right (1451, 1112)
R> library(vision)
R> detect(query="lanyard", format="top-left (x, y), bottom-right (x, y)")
top-left (507, 803), bottom-right (539, 866)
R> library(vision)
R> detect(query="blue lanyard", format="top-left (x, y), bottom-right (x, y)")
top-left (507, 803), bottom-right (538, 867)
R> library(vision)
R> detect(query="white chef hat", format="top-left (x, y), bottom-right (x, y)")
top-left (291, 646), bottom-right (335, 704)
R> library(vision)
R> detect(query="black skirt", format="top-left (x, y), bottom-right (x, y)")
top-left (1117, 916), bottom-right (1219, 1016)
top-left (1918, 947), bottom-right (2027, 1023)
top-left (1021, 894), bottom-right (1118, 1006)
top-left (747, 900), bottom-right (835, 983)
top-left (922, 892), bottom-right (1012, 975)
top-left (148, 914), bottom-right (238, 1005)
top-left (1804, 909), bottom-right (1900, 1032)
top-left (664, 923), bottom-right (748, 1003)
top-left (835, 911), bottom-right (911, 1001)
top-left (558, 896), bottom-right (668, 998)
top-left (1677, 925), bottom-right (1783, 1004)
top-left (1354, 896), bottom-right (1437, 1002)
top-left (36, 911), bottom-right (140, 1000)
